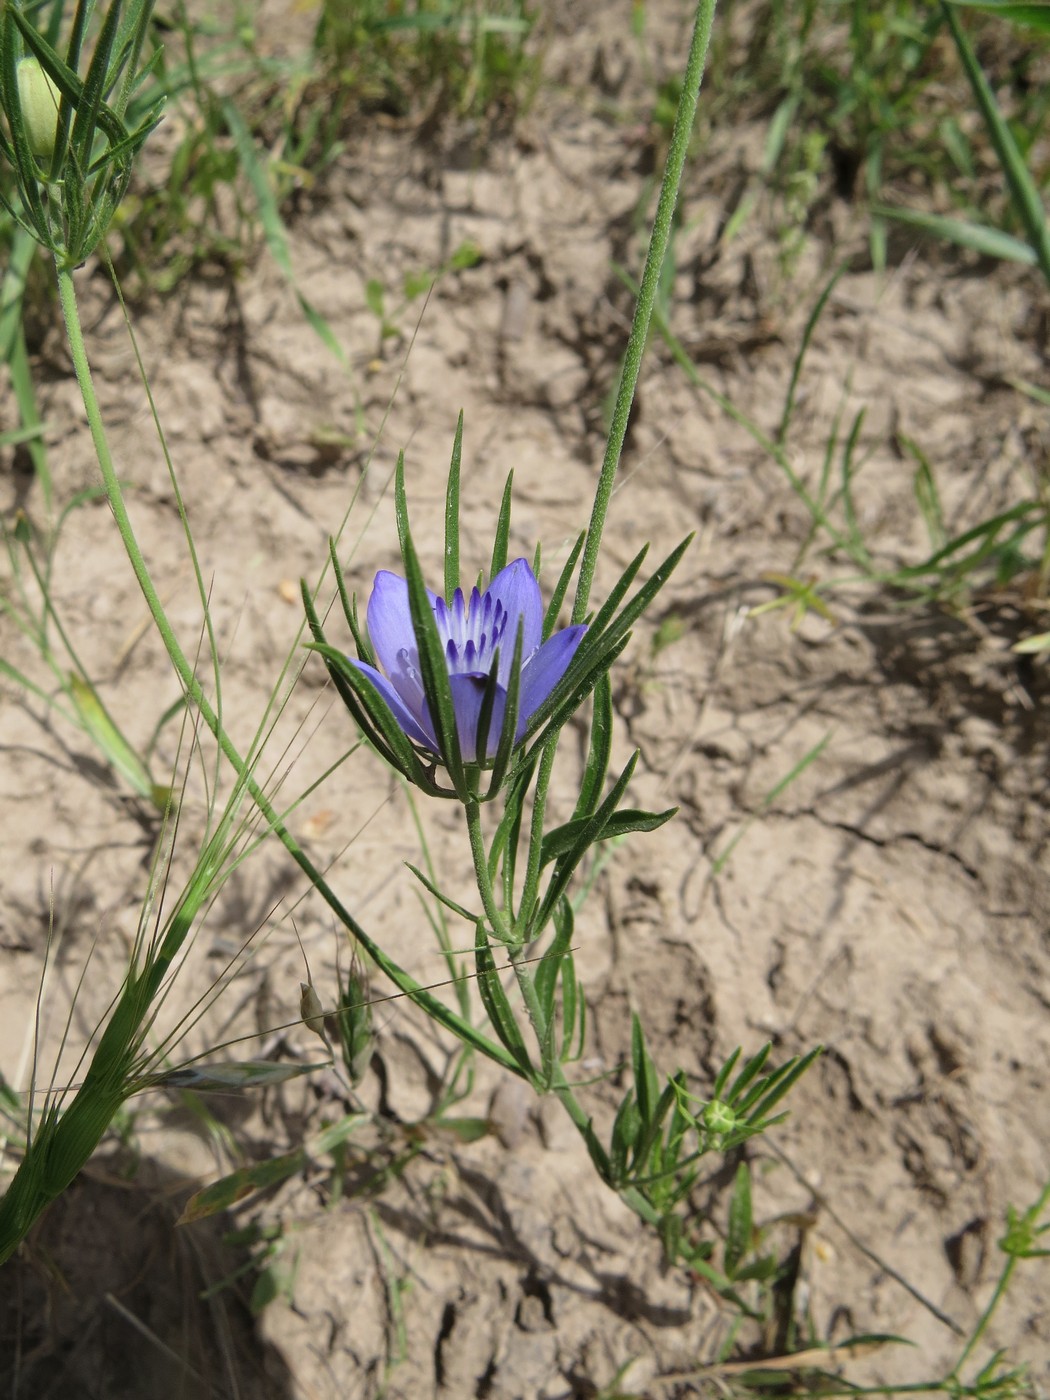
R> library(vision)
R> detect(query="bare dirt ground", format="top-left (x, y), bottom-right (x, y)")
top-left (1, 2), bottom-right (1049, 1396)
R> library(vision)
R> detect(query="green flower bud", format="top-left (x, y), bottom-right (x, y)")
top-left (16, 57), bottom-right (61, 161)
top-left (702, 1099), bottom-right (737, 1136)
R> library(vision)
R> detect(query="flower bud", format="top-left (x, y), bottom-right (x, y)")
top-left (16, 57), bottom-right (61, 161)
top-left (702, 1099), bottom-right (737, 1136)
top-left (299, 981), bottom-right (327, 1039)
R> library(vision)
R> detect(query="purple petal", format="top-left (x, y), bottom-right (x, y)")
top-left (486, 559), bottom-right (543, 682)
top-left (346, 658), bottom-right (437, 751)
top-left (517, 624), bottom-right (587, 734)
top-left (366, 569), bottom-right (445, 718)
top-left (448, 673), bottom-right (508, 765)
top-left (366, 571), bottom-right (417, 680)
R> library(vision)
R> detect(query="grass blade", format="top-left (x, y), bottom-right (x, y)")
top-left (942, 0), bottom-right (1050, 286)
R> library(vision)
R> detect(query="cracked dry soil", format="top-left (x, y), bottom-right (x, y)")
top-left (1, 2), bottom-right (1049, 1395)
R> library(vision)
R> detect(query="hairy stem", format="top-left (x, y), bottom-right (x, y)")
top-left (465, 799), bottom-right (514, 944)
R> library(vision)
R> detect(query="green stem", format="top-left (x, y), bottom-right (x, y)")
top-left (950, 1256), bottom-right (1017, 1382)
top-left (465, 799), bottom-right (514, 944)
top-left (468, 799), bottom-right (620, 1178)
top-left (951, 1176), bottom-right (1050, 1380)
top-left (54, 262), bottom-right (519, 1076)
top-left (507, 944), bottom-right (613, 1168)
top-left (509, 943), bottom-right (554, 1087)
top-left (571, 0), bottom-right (717, 624)
top-left (517, 740), bottom-right (557, 933)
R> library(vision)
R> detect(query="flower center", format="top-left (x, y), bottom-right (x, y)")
top-left (434, 586), bottom-right (510, 675)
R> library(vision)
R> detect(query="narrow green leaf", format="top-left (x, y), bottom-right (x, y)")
top-left (432, 1116), bottom-right (491, 1144)
top-left (490, 469), bottom-right (514, 579)
top-left (526, 534), bottom-right (691, 746)
top-left (946, 0), bottom-right (1050, 30)
top-left (904, 438), bottom-right (946, 553)
top-left (307, 639), bottom-right (421, 779)
top-left (179, 1113), bottom-right (367, 1222)
top-left (840, 407), bottom-right (869, 564)
top-left (631, 1014), bottom-right (660, 1137)
top-left (543, 532), bottom-right (585, 640)
top-left (365, 279), bottom-right (385, 318)
top-left (328, 539), bottom-right (375, 666)
top-left (874, 204), bottom-right (1038, 265)
top-left (724, 1162), bottom-right (753, 1276)
top-left (587, 535), bottom-right (693, 661)
top-left (75, 0), bottom-right (122, 140)
top-left (524, 635), bottom-right (632, 755)
top-left (493, 757), bottom-right (534, 909)
top-left (68, 673), bottom-right (157, 803)
top-left (394, 459), bottom-right (464, 789)
top-left (104, 0), bottom-right (156, 119)
top-left (733, 1255), bottom-right (778, 1284)
top-left (0, 657), bottom-right (72, 714)
top-left (402, 528), bottom-right (466, 792)
top-left (778, 264), bottom-right (845, 446)
top-left (180, 1149), bottom-right (306, 1222)
top-left (724, 1044), bottom-right (771, 1106)
top-left (537, 753), bottom-right (640, 926)
top-left (561, 949), bottom-right (585, 1064)
top-left (1008, 377), bottom-right (1050, 408)
top-left (973, 4), bottom-right (1050, 29)
top-left (610, 1092), bottom-right (641, 1183)
top-left (534, 898), bottom-right (574, 1023)
top-left (570, 0), bottom-right (717, 624)
top-left (745, 1047), bottom-right (822, 1126)
top-left (541, 805), bottom-right (677, 865)
top-left (405, 863), bottom-right (480, 924)
top-left (486, 618), bottom-right (525, 792)
top-left (711, 1047), bottom-right (741, 1102)
top-left (941, 1), bottom-right (1050, 286)
top-left (582, 543), bottom-right (650, 637)
top-left (894, 501), bottom-right (1040, 581)
top-left (574, 670), bottom-right (613, 819)
top-left (0, 15), bottom-right (50, 234)
top-left (444, 411), bottom-right (463, 599)
top-left (474, 925), bottom-right (532, 1078)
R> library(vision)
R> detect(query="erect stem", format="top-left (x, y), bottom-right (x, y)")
top-left (465, 798), bottom-right (514, 944)
top-left (507, 942), bottom-right (613, 1169)
top-left (516, 738), bottom-right (557, 934)
top-left (54, 262), bottom-right (519, 1075)
top-left (572, 0), bottom-right (718, 624)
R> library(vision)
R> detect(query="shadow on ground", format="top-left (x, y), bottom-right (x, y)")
top-left (0, 1153), bottom-right (296, 1400)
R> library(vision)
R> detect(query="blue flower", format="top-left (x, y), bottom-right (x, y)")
top-left (349, 559), bottom-right (586, 765)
